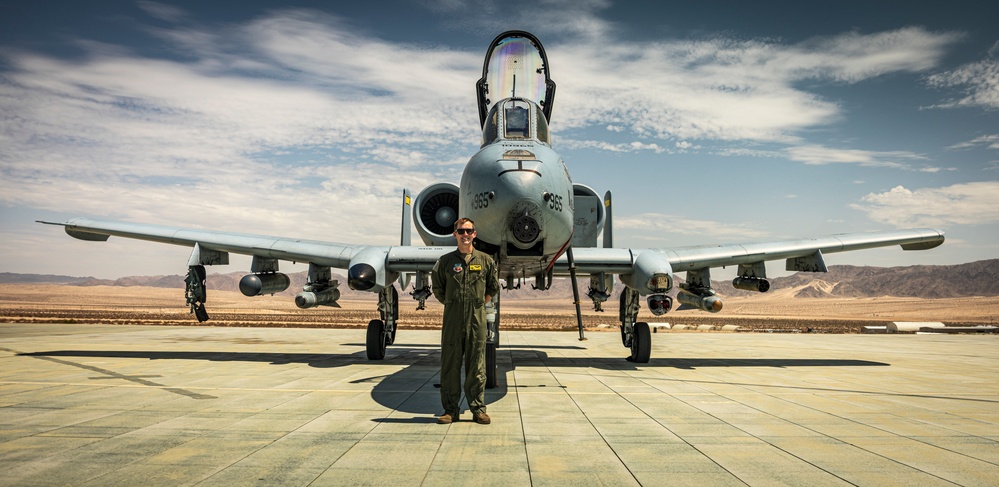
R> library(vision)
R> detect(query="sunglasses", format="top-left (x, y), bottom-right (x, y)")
top-left (454, 228), bottom-right (476, 235)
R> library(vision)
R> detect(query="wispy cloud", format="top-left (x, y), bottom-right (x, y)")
top-left (784, 145), bottom-right (938, 171)
top-left (851, 182), bottom-right (999, 227)
top-left (949, 134), bottom-right (999, 150)
top-left (552, 26), bottom-right (960, 144)
top-left (616, 213), bottom-right (772, 241)
top-left (0, 7), bottom-right (969, 249)
top-left (925, 49), bottom-right (999, 110)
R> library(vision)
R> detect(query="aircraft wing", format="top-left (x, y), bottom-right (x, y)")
top-left (37, 217), bottom-right (447, 271)
top-left (561, 228), bottom-right (945, 275)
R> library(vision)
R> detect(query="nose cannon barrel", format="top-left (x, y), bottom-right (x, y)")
top-left (511, 213), bottom-right (540, 243)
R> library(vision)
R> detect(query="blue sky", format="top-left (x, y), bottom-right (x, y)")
top-left (1, 0), bottom-right (997, 280)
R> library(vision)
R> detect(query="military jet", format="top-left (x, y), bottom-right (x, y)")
top-left (39, 31), bottom-right (944, 388)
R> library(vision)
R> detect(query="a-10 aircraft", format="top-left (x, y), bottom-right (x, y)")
top-left (40, 31), bottom-right (944, 388)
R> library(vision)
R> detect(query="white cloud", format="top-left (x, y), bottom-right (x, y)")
top-left (137, 1), bottom-right (188, 22)
top-left (0, 11), bottom-right (481, 244)
top-left (616, 213), bottom-right (772, 241)
top-left (949, 134), bottom-right (999, 150)
top-left (785, 145), bottom-right (933, 170)
top-left (0, 8), bottom-right (973, 269)
top-left (926, 57), bottom-right (999, 110)
top-left (851, 182), bottom-right (999, 227)
top-left (552, 26), bottom-right (960, 143)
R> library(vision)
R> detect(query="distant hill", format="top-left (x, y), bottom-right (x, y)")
top-left (0, 272), bottom-right (99, 285)
top-left (3, 259), bottom-right (997, 300)
top-left (711, 259), bottom-right (999, 298)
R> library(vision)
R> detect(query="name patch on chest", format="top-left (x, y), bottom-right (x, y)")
top-left (469, 264), bottom-right (482, 272)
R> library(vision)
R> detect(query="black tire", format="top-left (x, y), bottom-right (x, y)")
top-left (630, 322), bottom-right (651, 363)
top-left (366, 319), bottom-right (387, 360)
top-left (485, 342), bottom-right (497, 389)
top-left (194, 303), bottom-right (209, 323)
top-left (192, 265), bottom-right (207, 303)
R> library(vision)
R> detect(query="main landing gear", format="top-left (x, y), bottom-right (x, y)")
top-left (185, 265), bottom-right (209, 322)
top-left (366, 285), bottom-right (398, 360)
top-left (620, 287), bottom-right (651, 363)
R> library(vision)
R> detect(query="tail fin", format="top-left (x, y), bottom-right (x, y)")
top-left (401, 188), bottom-right (412, 246)
top-left (602, 190), bottom-right (613, 248)
top-left (400, 188), bottom-right (413, 290)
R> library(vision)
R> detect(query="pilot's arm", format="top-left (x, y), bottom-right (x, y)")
top-left (431, 259), bottom-right (447, 304)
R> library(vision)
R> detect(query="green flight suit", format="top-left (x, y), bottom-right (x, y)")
top-left (432, 248), bottom-right (499, 417)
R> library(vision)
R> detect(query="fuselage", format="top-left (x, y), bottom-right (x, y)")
top-left (461, 97), bottom-right (574, 282)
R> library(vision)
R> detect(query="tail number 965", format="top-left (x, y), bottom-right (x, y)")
top-left (472, 192), bottom-right (491, 209)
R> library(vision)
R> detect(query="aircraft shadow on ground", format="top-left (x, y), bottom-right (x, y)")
top-left (19, 345), bottom-right (891, 416)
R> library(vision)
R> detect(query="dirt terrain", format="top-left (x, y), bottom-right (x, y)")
top-left (1, 284), bottom-right (996, 333)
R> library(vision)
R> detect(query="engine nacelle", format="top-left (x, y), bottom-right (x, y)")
top-left (413, 182), bottom-right (459, 246)
top-left (571, 184), bottom-right (605, 248)
top-left (296, 286), bottom-right (341, 309)
top-left (677, 290), bottom-right (723, 313)
top-left (347, 247), bottom-right (398, 293)
top-left (619, 250), bottom-right (673, 295)
top-left (239, 273), bottom-right (290, 297)
top-left (733, 277), bottom-right (771, 293)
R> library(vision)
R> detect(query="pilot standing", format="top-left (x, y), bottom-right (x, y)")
top-left (431, 218), bottom-right (499, 425)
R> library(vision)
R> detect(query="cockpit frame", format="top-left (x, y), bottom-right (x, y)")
top-left (476, 30), bottom-right (556, 128)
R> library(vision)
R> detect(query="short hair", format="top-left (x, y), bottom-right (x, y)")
top-left (453, 218), bottom-right (475, 232)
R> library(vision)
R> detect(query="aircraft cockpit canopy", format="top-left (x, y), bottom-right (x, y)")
top-left (482, 98), bottom-right (551, 147)
top-left (477, 31), bottom-right (556, 129)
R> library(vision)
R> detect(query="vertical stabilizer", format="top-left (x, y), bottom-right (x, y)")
top-left (401, 188), bottom-right (412, 246)
top-left (602, 191), bottom-right (613, 248)
top-left (400, 188), bottom-right (413, 290)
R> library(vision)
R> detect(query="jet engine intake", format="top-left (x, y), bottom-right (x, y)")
top-left (413, 182), bottom-right (459, 246)
top-left (733, 277), bottom-right (771, 293)
top-left (239, 273), bottom-right (290, 297)
top-left (677, 290), bottom-right (723, 313)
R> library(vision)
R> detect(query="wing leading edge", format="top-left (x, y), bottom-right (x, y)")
top-left (660, 228), bottom-right (945, 272)
top-left (37, 217), bottom-right (450, 272)
top-left (561, 228), bottom-right (945, 277)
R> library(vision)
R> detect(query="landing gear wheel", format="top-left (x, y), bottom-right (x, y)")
top-left (194, 303), bottom-right (209, 323)
top-left (485, 342), bottom-right (498, 389)
top-left (366, 319), bottom-right (387, 360)
top-left (629, 322), bottom-right (651, 363)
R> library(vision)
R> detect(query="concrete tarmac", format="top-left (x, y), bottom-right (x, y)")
top-left (1, 323), bottom-right (997, 486)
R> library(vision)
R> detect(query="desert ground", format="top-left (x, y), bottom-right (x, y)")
top-left (1, 284), bottom-right (997, 333)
